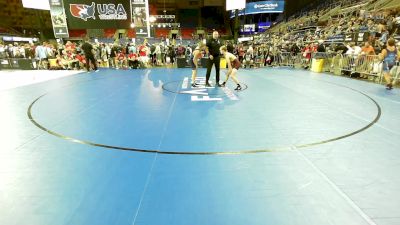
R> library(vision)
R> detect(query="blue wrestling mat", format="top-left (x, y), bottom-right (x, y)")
top-left (1, 67), bottom-right (400, 225)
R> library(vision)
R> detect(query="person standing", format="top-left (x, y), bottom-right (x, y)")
top-left (168, 46), bottom-right (176, 64)
top-left (220, 46), bottom-right (242, 91)
top-left (0, 43), bottom-right (6, 59)
top-left (380, 39), bottom-right (400, 90)
top-left (205, 31), bottom-right (222, 87)
top-left (35, 42), bottom-right (49, 69)
top-left (190, 42), bottom-right (205, 87)
top-left (81, 39), bottom-right (98, 72)
top-left (155, 44), bottom-right (162, 65)
top-left (111, 43), bottom-right (120, 68)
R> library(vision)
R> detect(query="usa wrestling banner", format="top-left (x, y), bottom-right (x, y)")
top-left (131, 0), bottom-right (150, 38)
top-left (49, 0), bottom-right (69, 38)
top-left (63, 0), bottom-right (131, 29)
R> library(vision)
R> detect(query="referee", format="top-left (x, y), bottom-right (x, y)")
top-left (205, 31), bottom-right (222, 87)
top-left (81, 38), bottom-right (98, 72)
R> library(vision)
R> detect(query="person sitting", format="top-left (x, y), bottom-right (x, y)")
top-left (75, 53), bottom-right (86, 70)
top-left (53, 54), bottom-right (66, 70)
top-left (65, 50), bottom-right (79, 69)
top-left (13, 50), bottom-right (24, 58)
top-left (243, 50), bottom-right (254, 68)
top-left (128, 52), bottom-right (140, 69)
top-left (138, 44), bottom-right (149, 67)
top-left (116, 50), bottom-right (127, 69)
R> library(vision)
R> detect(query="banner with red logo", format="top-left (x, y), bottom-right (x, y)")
top-left (64, 0), bottom-right (131, 28)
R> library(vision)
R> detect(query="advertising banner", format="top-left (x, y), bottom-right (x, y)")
top-left (49, 0), bottom-right (69, 38)
top-left (326, 35), bottom-right (345, 42)
top-left (240, 24), bottom-right (255, 34)
top-left (64, 0), bottom-right (131, 29)
top-left (240, 24), bottom-right (255, 32)
top-left (258, 22), bottom-right (271, 32)
top-left (131, 0), bottom-right (150, 38)
top-left (231, 1), bottom-right (285, 18)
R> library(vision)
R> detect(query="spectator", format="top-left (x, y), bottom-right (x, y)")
top-left (346, 42), bottom-right (362, 56)
top-left (128, 52), bottom-right (139, 69)
top-left (35, 42), bottom-right (49, 69)
top-left (116, 50), bottom-right (127, 69)
top-left (155, 44), bottom-right (162, 65)
top-left (361, 41), bottom-right (375, 55)
top-left (128, 43), bottom-right (136, 55)
top-left (110, 43), bottom-right (120, 68)
top-left (290, 43), bottom-right (300, 56)
top-left (0, 43), bottom-right (6, 59)
top-left (168, 46), bottom-right (176, 64)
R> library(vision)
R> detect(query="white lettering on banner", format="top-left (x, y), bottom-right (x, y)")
top-left (99, 14), bottom-right (127, 20)
top-left (151, 15), bottom-right (175, 19)
top-left (254, 3), bottom-right (278, 10)
top-left (137, 29), bottom-right (146, 34)
top-left (50, 0), bottom-right (62, 6)
top-left (191, 96), bottom-right (223, 102)
top-left (97, 4), bottom-right (127, 20)
top-left (132, 0), bottom-right (145, 4)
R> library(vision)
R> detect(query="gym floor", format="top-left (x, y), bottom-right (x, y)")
top-left (0, 67), bottom-right (399, 225)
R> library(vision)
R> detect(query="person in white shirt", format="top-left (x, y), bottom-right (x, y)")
top-left (247, 45), bottom-right (254, 58)
top-left (35, 42), bottom-right (49, 69)
top-left (0, 44), bottom-right (6, 58)
top-left (12, 43), bottom-right (19, 58)
top-left (19, 46), bottom-right (26, 58)
top-left (154, 44), bottom-right (161, 65)
top-left (346, 42), bottom-right (362, 56)
top-left (106, 43), bottom-right (113, 67)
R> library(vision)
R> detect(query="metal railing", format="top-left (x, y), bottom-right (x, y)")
top-left (262, 52), bottom-right (400, 85)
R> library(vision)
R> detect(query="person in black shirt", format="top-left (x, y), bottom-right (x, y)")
top-left (81, 39), bottom-right (98, 71)
top-left (290, 43), bottom-right (300, 56)
top-left (334, 43), bottom-right (348, 54)
top-left (110, 43), bottom-right (120, 68)
top-left (205, 31), bottom-right (222, 87)
top-left (168, 46), bottom-right (176, 64)
top-left (317, 41), bottom-right (326, 53)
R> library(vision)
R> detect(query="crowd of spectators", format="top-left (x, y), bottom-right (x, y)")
top-left (0, 39), bottom-right (201, 70)
top-left (242, 6), bottom-right (400, 71)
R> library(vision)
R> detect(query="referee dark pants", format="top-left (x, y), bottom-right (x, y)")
top-left (206, 56), bottom-right (220, 85)
top-left (85, 54), bottom-right (98, 71)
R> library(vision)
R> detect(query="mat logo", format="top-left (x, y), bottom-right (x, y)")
top-left (70, 2), bottom-right (96, 21)
top-left (181, 77), bottom-right (238, 102)
top-left (97, 4), bottom-right (127, 20)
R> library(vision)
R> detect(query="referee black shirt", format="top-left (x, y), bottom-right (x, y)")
top-left (206, 38), bottom-right (221, 57)
top-left (81, 42), bottom-right (94, 56)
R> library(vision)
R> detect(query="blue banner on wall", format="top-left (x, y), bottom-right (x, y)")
top-left (258, 22), bottom-right (272, 32)
top-left (231, 1), bottom-right (285, 18)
